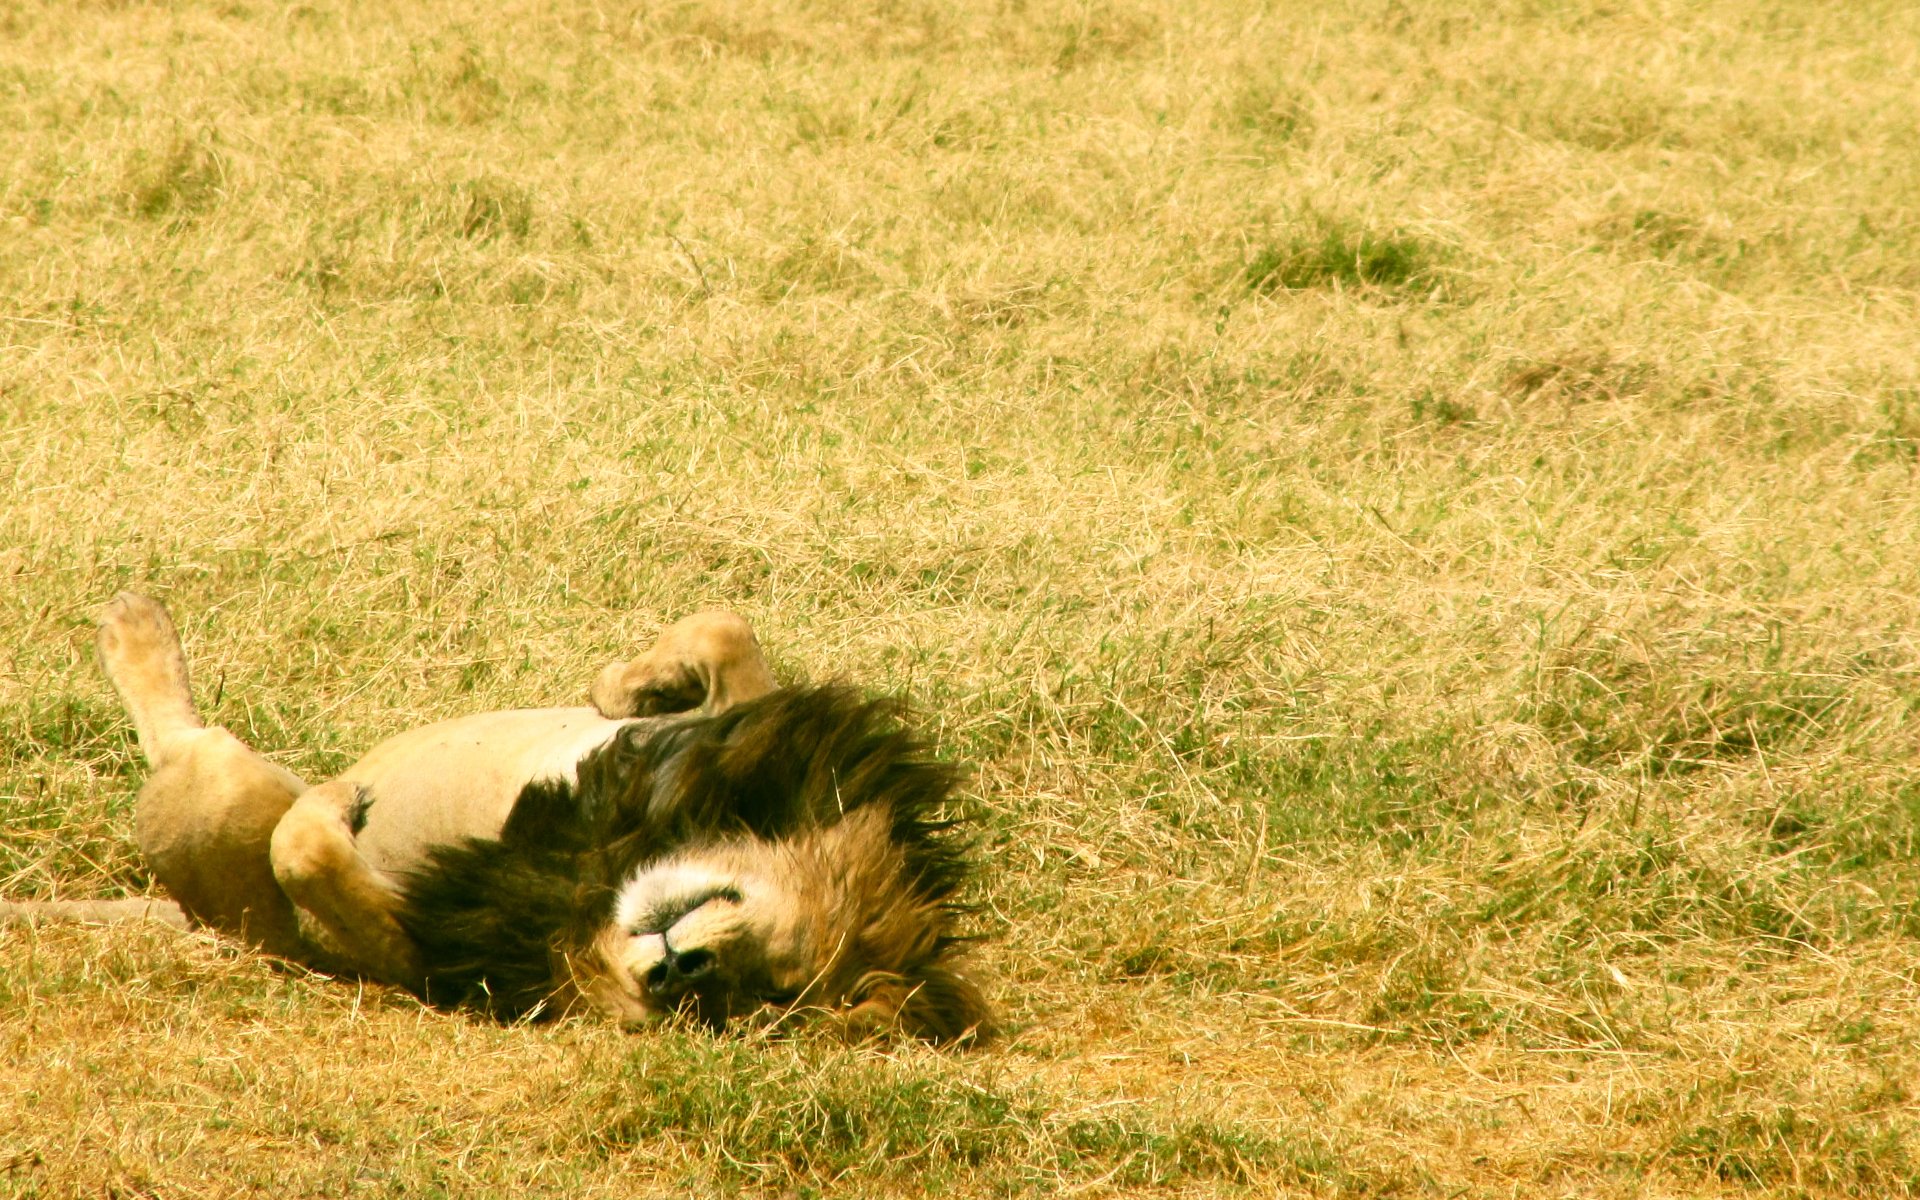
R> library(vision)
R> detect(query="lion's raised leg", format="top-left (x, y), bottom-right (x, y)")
top-left (270, 780), bottom-right (422, 988)
top-left (589, 611), bottom-right (778, 719)
top-left (97, 592), bottom-right (309, 958)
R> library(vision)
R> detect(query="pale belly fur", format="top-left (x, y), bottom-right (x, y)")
top-left (340, 707), bottom-right (671, 880)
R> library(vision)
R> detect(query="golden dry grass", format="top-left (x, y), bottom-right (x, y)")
top-left (4, 0), bottom-right (1920, 1194)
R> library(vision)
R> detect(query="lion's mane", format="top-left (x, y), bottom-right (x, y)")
top-left (395, 687), bottom-right (977, 1030)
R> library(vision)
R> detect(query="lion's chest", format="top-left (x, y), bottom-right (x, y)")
top-left (337, 708), bottom-right (655, 879)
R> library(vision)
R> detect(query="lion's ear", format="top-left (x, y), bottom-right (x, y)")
top-left (908, 966), bottom-right (994, 1045)
top-left (851, 966), bottom-right (991, 1046)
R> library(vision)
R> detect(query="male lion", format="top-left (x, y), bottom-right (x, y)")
top-left (5, 594), bottom-right (989, 1043)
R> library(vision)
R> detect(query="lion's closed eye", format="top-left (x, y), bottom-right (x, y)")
top-left (616, 864), bottom-right (744, 935)
top-left (628, 885), bottom-right (743, 935)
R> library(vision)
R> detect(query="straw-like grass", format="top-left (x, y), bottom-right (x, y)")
top-left (4, 0), bottom-right (1919, 1194)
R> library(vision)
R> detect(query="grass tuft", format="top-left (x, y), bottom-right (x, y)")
top-left (1667, 1093), bottom-right (1918, 1192)
top-left (455, 175), bottom-right (535, 241)
top-left (126, 134), bottom-right (225, 221)
top-left (1244, 210), bottom-right (1448, 296)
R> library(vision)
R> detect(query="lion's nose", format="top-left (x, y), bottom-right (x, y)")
top-left (644, 946), bottom-right (716, 999)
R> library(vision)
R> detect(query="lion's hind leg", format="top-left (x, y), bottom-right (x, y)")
top-left (96, 592), bottom-right (309, 957)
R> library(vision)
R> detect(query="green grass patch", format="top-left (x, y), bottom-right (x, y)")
top-left (1245, 210), bottom-right (1449, 296)
top-left (581, 1036), bottom-right (1356, 1192)
top-left (1663, 1080), bottom-right (1919, 1192)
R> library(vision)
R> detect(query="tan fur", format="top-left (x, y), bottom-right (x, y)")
top-left (270, 781), bottom-right (422, 986)
top-left (79, 594), bottom-right (776, 985)
top-left (25, 593), bottom-right (986, 1041)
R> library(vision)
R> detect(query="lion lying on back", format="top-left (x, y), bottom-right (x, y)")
top-left (10, 595), bottom-right (989, 1043)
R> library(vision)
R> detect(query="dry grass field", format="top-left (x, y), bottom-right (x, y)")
top-left (4, 0), bottom-right (1920, 1194)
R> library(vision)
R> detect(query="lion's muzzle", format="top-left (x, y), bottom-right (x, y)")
top-left (644, 944), bottom-right (717, 1001)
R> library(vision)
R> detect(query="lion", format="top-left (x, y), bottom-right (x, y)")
top-left (2, 593), bottom-right (990, 1043)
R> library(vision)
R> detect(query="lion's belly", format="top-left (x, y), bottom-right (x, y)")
top-left (339, 708), bottom-right (659, 879)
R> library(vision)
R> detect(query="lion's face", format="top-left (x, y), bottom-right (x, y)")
top-left (589, 806), bottom-right (981, 1039)
top-left (605, 855), bottom-right (818, 1026)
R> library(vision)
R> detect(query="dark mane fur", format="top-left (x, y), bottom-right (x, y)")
top-left (394, 687), bottom-right (973, 1024)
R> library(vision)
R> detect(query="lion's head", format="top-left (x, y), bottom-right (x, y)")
top-left (398, 687), bottom-right (991, 1043)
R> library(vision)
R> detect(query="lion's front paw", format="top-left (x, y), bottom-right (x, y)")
top-left (589, 657), bottom-right (704, 718)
